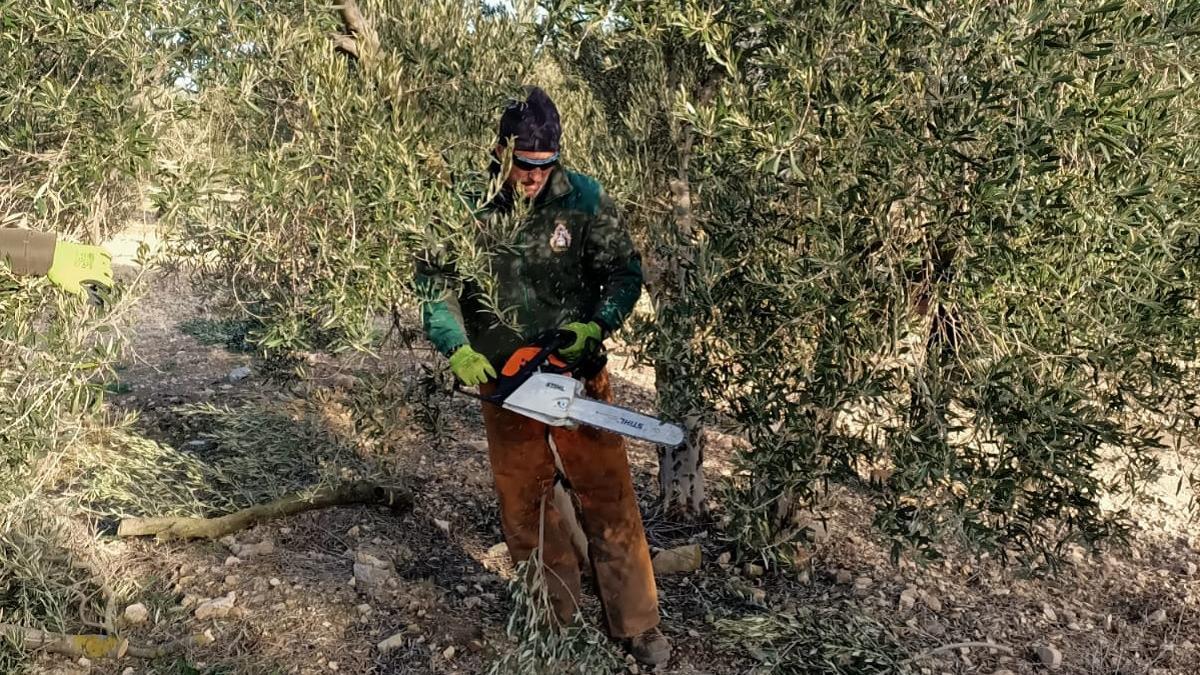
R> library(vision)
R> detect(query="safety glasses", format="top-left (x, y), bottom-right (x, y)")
top-left (510, 152), bottom-right (559, 171)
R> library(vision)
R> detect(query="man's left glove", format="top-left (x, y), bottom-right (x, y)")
top-left (47, 241), bottom-right (113, 301)
top-left (559, 321), bottom-right (603, 361)
top-left (449, 344), bottom-right (497, 386)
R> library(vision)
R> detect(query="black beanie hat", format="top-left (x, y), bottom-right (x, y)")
top-left (497, 86), bottom-right (561, 153)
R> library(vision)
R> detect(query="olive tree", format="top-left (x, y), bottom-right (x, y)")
top-left (1, 0), bottom-right (183, 490)
top-left (537, 0), bottom-right (739, 518)
top-left (546, 0), bottom-right (1200, 564)
top-left (161, 0), bottom-right (610, 357)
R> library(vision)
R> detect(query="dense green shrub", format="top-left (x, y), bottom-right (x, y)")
top-left (1, 1), bottom-right (186, 665)
top-left (547, 0), bottom-right (1200, 564)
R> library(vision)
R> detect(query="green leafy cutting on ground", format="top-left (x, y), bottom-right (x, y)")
top-left (176, 318), bottom-right (258, 354)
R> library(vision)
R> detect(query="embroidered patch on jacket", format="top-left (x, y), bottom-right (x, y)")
top-left (549, 221), bottom-right (572, 252)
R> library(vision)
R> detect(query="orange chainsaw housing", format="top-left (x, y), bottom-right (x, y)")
top-left (502, 345), bottom-right (569, 378)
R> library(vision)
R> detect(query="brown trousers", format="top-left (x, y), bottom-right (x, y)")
top-left (480, 368), bottom-right (660, 638)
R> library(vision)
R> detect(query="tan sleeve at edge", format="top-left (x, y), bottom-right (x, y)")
top-left (0, 228), bottom-right (57, 276)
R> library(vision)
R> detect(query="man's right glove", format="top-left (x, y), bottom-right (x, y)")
top-left (47, 241), bottom-right (113, 300)
top-left (449, 345), bottom-right (497, 386)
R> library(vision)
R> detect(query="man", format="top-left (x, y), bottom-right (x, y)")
top-left (0, 227), bottom-right (114, 298)
top-left (415, 86), bottom-right (671, 666)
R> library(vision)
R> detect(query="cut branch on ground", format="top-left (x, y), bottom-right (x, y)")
top-left (0, 623), bottom-right (129, 659)
top-left (0, 623), bottom-right (216, 660)
top-left (116, 481), bottom-right (413, 540)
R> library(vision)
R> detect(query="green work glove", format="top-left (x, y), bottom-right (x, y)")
top-left (449, 344), bottom-right (497, 386)
top-left (47, 241), bottom-right (113, 299)
top-left (559, 321), bottom-right (603, 361)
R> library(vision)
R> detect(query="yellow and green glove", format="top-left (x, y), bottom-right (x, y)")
top-left (47, 241), bottom-right (113, 300)
top-left (449, 344), bottom-right (497, 386)
top-left (559, 321), bottom-right (603, 361)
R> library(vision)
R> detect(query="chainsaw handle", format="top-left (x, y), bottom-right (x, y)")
top-left (451, 372), bottom-right (529, 405)
top-left (534, 330), bottom-right (574, 358)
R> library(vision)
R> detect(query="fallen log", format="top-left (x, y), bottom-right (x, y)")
top-left (117, 481), bottom-right (412, 540)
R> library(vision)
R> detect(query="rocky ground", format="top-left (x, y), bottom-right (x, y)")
top-left (19, 230), bottom-right (1200, 675)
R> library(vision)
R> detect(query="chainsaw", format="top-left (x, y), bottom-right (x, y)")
top-left (453, 329), bottom-right (685, 447)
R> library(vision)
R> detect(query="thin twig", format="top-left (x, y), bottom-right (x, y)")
top-left (907, 641), bottom-right (1015, 663)
top-left (124, 630), bottom-right (216, 658)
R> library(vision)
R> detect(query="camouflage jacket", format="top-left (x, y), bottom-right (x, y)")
top-left (0, 228), bottom-right (56, 276)
top-left (415, 167), bottom-right (643, 368)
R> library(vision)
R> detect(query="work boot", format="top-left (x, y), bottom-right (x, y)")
top-left (625, 627), bottom-right (672, 666)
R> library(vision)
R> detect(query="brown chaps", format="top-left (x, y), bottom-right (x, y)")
top-left (480, 368), bottom-right (659, 638)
